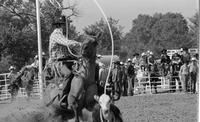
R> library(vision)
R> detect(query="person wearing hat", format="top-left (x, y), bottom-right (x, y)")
top-left (29, 55), bottom-right (39, 68)
top-left (179, 61), bottom-right (189, 92)
top-left (8, 66), bottom-right (17, 84)
top-left (132, 53), bottom-right (140, 71)
top-left (127, 59), bottom-right (135, 96)
top-left (147, 52), bottom-right (155, 71)
top-left (188, 57), bottom-right (198, 93)
top-left (139, 52), bottom-right (148, 71)
top-left (49, 15), bottom-right (81, 61)
top-left (160, 49), bottom-right (171, 76)
top-left (98, 62), bottom-right (108, 95)
top-left (180, 47), bottom-right (191, 65)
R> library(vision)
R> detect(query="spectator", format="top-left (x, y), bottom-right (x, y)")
top-left (121, 63), bottom-right (128, 96)
top-left (180, 47), bottom-right (191, 65)
top-left (98, 62), bottom-right (108, 95)
top-left (170, 52), bottom-right (182, 92)
top-left (7, 66), bottom-right (17, 84)
top-left (147, 52), bottom-right (155, 71)
top-left (160, 49), bottom-right (171, 76)
top-left (139, 53), bottom-right (148, 71)
top-left (132, 53), bottom-right (140, 71)
top-left (127, 59), bottom-right (135, 96)
top-left (112, 61), bottom-right (121, 96)
top-left (188, 57), bottom-right (198, 94)
top-left (179, 61), bottom-right (189, 92)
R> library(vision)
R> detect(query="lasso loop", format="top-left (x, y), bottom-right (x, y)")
top-left (93, 0), bottom-right (114, 94)
top-left (66, 42), bottom-right (82, 58)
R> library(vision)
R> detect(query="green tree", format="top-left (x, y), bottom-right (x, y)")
top-left (188, 12), bottom-right (199, 48)
top-left (123, 12), bottom-right (190, 58)
top-left (0, 0), bottom-right (80, 72)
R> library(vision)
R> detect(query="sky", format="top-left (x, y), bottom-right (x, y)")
top-left (63, 0), bottom-right (198, 33)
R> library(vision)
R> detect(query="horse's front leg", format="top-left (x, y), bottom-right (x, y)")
top-left (68, 94), bottom-right (80, 122)
top-left (72, 101), bottom-right (79, 122)
top-left (68, 76), bottom-right (84, 122)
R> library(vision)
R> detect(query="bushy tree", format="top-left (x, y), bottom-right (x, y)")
top-left (0, 0), bottom-right (79, 72)
top-left (123, 12), bottom-right (191, 58)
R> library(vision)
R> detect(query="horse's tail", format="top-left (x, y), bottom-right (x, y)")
top-left (110, 104), bottom-right (123, 122)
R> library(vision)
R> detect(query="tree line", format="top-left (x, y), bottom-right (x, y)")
top-left (0, 0), bottom-right (198, 73)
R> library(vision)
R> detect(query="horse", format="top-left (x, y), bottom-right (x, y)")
top-left (92, 94), bottom-right (123, 122)
top-left (9, 66), bottom-right (38, 101)
top-left (43, 33), bottom-right (100, 122)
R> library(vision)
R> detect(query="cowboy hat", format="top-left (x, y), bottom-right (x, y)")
top-left (127, 58), bottom-right (132, 62)
top-left (34, 55), bottom-right (38, 59)
top-left (161, 49), bottom-right (167, 53)
top-left (9, 66), bottom-right (15, 71)
top-left (52, 16), bottom-right (66, 25)
top-left (191, 57), bottom-right (197, 61)
top-left (96, 54), bottom-right (102, 59)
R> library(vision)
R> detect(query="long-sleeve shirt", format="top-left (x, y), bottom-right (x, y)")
top-left (49, 28), bottom-right (80, 60)
top-left (188, 63), bottom-right (198, 73)
top-left (179, 64), bottom-right (189, 75)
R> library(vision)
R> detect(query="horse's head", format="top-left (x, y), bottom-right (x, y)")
top-left (81, 31), bottom-right (101, 60)
top-left (81, 37), bottom-right (98, 60)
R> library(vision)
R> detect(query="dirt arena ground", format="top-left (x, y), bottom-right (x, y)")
top-left (0, 93), bottom-right (197, 122)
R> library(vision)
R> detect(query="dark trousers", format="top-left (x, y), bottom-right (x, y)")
top-left (122, 80), bottom-right (128, 96)
top-left (150, 74), bottom-right (158, 93)
top-left (114, 81), bottom-right (121, 95)
top-left (190, 72), bottom-right (197, 93)
top-left (127, 76), bottom-right (134, 96)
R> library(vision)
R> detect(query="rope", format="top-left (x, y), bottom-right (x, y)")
top-left (93, 0), bottom-right (114, 94)
top-left (66, 42), bottom-right (82, 58)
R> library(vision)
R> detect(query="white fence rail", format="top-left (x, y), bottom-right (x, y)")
top-left (134, 75), bottom-right (198, 94)
top-left (0, 73), bottom-right (40, 101)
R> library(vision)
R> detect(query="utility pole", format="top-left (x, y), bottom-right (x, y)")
top-left (66, 17), bottom-right (73, 39)
top-left (36, 0), bottom-right (43, 99)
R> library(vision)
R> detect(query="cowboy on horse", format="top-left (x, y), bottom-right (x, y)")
top-left (46, 15), bottom-right (81, 106)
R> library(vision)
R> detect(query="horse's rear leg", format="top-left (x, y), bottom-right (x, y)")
top-left (10, 85), bottom-right (19, 102)
top-left (26, 85), bottom-right (33, 101)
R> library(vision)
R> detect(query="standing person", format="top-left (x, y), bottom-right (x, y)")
top-left (170, 52), bottom-right (182, 92)
top-left (98, 62), bottom-right (108, 96)
top-left (132, 53), bottom-right (140, 72)
top-left (112, 61), bottom-right (120, 96)
top-left (160, 49), bottom-right (171, 76)
top-left (127, 59), bottom-right (135, 96)
top-left (179, 62), bottom-right (189, 92)
top-left (180, 47), bottom-right (191, 65)
top-left (122, 63), bottom-right (128, 96)
top-left (139, 53), bottom-right (148, 71)
top-left (188, 57), bottom-right (198, 93)
top-left (147, 52), bottom-right (155, 72)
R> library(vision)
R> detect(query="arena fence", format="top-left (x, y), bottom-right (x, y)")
top-left (134, 75), bottom-right (198, 94)
top-left (0, 73), bottom-right (40, 101)
top-left (0, 73), bottom-right (197, 100)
